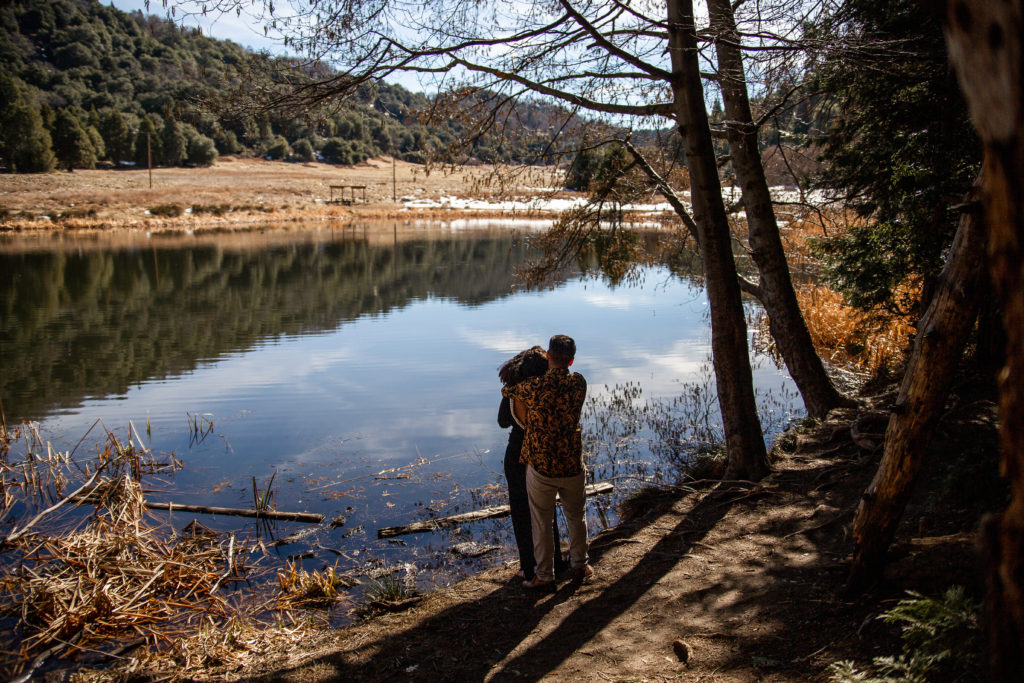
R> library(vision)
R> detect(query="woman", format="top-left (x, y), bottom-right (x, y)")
top-left (498, 346), bottom-right (568, 581)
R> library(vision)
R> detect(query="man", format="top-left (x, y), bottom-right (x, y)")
top-left (502, 334), bottom-right (592, 589)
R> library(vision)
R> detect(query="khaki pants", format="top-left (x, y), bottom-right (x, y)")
top-left (526, 465), bottom-right (589, 581)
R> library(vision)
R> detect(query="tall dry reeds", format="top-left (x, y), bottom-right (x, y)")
top-left (739, 205), bottom-right (916, 376)
top-left (0, 421), bottom-right (334, 680)
top-left (752, 283), bottom-right (915, 376)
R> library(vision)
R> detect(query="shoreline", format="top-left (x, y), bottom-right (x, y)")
top-left (0, 155), bottom-right (684, 235)
top-left (0, 156), bottom-right (572, 233)
top-left (0, 194), bottom-right (677, 234)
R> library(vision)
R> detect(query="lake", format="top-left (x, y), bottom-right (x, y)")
top-left (0, 221), bottom-right (802, 596)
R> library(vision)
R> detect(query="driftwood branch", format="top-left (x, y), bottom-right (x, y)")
top-left (144, 501), bottom-right (323, 524)
top-left (53, 477), bottom-right (325, 524)
top-left (378, 481), bottom-right (615, 538)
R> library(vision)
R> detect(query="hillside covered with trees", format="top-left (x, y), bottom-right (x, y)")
top-left (0, 0), bottom-right (577, 173)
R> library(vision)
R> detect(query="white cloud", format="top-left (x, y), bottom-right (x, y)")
top-left (459, 328), bottom-right (540, 356)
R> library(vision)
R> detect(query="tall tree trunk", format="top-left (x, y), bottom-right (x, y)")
top-left (847, 176), bottom-right (986, 592)
top-left (706, 0), bottom-right (850, 418)
top-left (667, 0), bottom-right (768, 481)
top-left (942, 2), bottom-right (1024, 678)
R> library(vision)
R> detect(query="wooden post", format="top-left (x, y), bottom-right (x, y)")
top-left (147, 132), bottom-right (152, 189)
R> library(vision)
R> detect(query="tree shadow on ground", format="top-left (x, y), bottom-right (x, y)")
top-left (639, 394), bottom-right (1000, 679)
top-left (246, 482), bottom-right (739, 682)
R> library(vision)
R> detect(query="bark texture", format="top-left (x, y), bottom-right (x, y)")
top-left (705, 0), bottom-right (849, 419)
top-left (847, 177), bottom-right (986, 591)
top-left (667, 0), bottom-right (768, 481)
top-left (942, 1), bottom-right (1024, 679)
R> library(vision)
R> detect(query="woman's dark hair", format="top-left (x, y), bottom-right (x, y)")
top-left (498, 346), bottom-right (548, 386)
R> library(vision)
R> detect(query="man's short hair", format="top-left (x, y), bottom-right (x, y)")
top-left (548, 334), bottom-right (576, 364)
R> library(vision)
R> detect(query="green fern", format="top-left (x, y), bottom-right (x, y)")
top-left (829, 586), bottom-right (981, 682)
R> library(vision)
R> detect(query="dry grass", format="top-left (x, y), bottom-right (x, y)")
top-left (751, 283), bottom-right (915, 375)
top-left (0, 421), bottom-right (337, 680)
top-left (276, 561), bottom-right (355, 608)
top-left (802, 285), bottom-right (914, 370)
top-left (737, 206), bottom-right (916, 375)
top-left (0, 156), bottom-right (568, 231)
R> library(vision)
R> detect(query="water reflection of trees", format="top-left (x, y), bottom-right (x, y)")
top-left (0, 230), bottom-right (538, 421)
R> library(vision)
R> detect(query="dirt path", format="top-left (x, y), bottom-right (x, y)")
top-left (208, 391), bottom-right (995, 683)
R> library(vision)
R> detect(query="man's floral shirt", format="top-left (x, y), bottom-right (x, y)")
top-left (502, 368), bottom-right (587, 477)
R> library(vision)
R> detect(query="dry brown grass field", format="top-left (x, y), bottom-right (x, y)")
top-left (0, 156), bottom-right (566, 231)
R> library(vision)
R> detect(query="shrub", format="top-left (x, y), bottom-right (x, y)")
top-left (55, 207), bottom-right (98, 221)
top-left (565, 147), bottom-right (603, 191)
top-left (213, 129), bottom-right (243, 155)
top-left (264, 135), bottom-right (291, 160)
top-left (190, 204), bottom-right (230, 216)
top-left (320, 137), bottom-right (353, 165)
top-left (186, 133), bottom-right (218, 167)
top-left (291, 138), bottom-right (315, 162)
top-left (276, 561), bottom-right (352, 606)
top-left (148, 203), bottom-right (183, 217)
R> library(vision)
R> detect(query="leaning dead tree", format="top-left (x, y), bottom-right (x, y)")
top-left (940, 1), bottom-right (1024, 679)
top-left (847, 173), bottom-right (987, 591)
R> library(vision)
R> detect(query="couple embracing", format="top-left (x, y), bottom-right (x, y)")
top-left (498, 334), bottom-right (594, 590)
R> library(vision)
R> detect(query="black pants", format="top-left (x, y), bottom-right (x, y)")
top-left (505, 449), bottom-right (566, 579)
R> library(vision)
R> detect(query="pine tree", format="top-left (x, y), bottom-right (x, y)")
top-left (52, 108), bottom-right (97, 172)
top-left (811, 0), bottom-right (979, 315)
top-left (84, 120), bottom-right (105, 161)
top-left (99, 109), bottom-right (133, 163)
top-left (160, 118), bottom-right (186, 166)
top-left (3, 103), bottom-right (56, 173)
top-left (39, 103), bottom-right (56, 132)
top-left (0, 74), bottom-right (55, 173)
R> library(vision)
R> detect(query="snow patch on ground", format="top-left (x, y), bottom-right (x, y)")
top-left (400, 186), bottom-right (827, 215)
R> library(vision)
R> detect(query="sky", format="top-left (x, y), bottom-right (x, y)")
top-left (109, 0), bottom-right (284, 54)
top-left (107, 0), bottom-right (430, 93)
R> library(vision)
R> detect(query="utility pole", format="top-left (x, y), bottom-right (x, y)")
top-left (147, 132), bottom-right (152, 189)
top-left (379, 102), bottom-right (399, 202)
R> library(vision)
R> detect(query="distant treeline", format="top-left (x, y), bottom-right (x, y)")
top-left (0, 0), bottom-right (576, 173)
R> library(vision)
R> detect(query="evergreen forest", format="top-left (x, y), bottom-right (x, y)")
top-left (0, 0), bottom-right (575, 173)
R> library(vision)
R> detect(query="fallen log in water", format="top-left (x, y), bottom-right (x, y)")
top-left (377, 481), bottom-right (614, 538)
top-left (145, 501), bottom-right (324, 524)
top-left (61, 478), bottom-right (326, 525)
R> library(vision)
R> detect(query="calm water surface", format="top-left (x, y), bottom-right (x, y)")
top-left (0, 222), bottom-right (803, 591)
